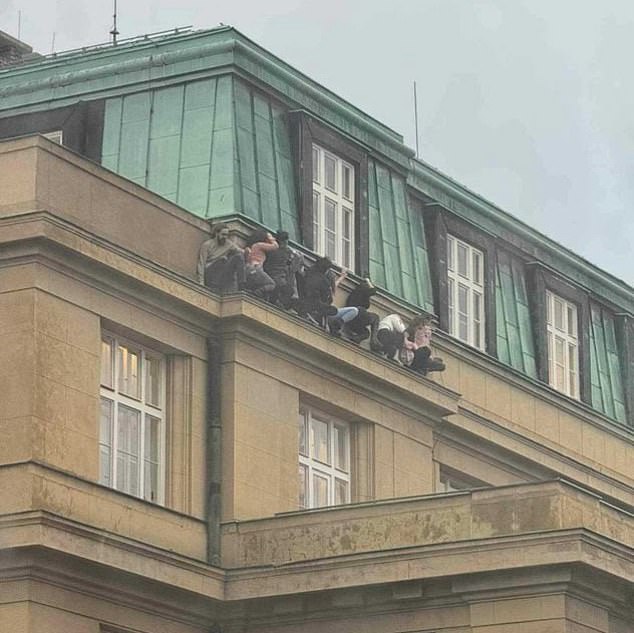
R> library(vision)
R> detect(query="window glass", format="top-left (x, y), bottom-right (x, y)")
top-left (118, 343), bottom-right (140, 399)
top-left (325, 154), bottom-right (337, 192)
top-left (101, 337), bottom-right (114, 389)
top-left (100, 398), bottom-right (113, 486)
top-left (457, 243), bottom-right (468, 277)
top-left (311, 416), bottom-right (329, 464)
top-left (145, 356), bottom-right (161, 407)
top-left (313, 472), bottom-right (329, 508)
top-left (299, 408), bottom-right (350, 509)
top-left (100, 333), bottom-right (165, 503)
top-left (312, 146), bottom-right (320, 183)
top-left (298, 413), bottom-right (307, 456)
top-left (117, 404), bottom-right (140, 496)
top-left (342, 164), bottom-right (352, 200)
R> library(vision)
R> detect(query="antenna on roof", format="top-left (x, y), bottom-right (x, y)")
top-left (413, 81), bottom-right (420, 159)
top-left (110, 0), bottom-right (120, 45)
top-left (51, 32), bottom-right (56, 54)
top-left (17, 10), bottom-right (22, 40)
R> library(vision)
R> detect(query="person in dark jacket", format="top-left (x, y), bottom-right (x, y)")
top-left (343, 278), bottom-right (381, 349)
top-left (263, 230), bottom-right (304, 309)
top-left (298, 257), bottom-right (358, 334)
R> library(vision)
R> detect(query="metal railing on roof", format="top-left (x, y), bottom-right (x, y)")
top-left (46, 25), bottom-right (194, 58)
top-left (0, 25), bottom-right (229, 71)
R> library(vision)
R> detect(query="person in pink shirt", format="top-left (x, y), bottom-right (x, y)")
top-left (244, 229), bottom-right (279, 298)
top-left (400, 315), bottom-right (445, 376)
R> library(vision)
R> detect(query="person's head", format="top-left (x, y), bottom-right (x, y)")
top-left (313, 256), bottom-right (332, 273)
top-left (275, 230), bottom-right (289, 245)
top-left (407, 314), bottom-right (432, 334)
top-left (211, 222), bottom-right (230, 243)
top-left (360, 277), bottom-right (378, 295)
top-left (245, 229), bottom-right (271, 247)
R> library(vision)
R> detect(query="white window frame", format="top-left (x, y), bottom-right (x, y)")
top-left (447, 235), bottom-right (486, 350)
top-left (100, 332), bottom-right (166, 504)
top-left (298, 407), bottom-right (351, 509)
top-left (546, 290), bottom-right (579, 399)
top-left (42, 130), bottom-right (63, 145)
top-left (312, 143), bottom-right (355, 270)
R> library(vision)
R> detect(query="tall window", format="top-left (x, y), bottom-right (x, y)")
top-left (100, 333), bottom-right (165, 503)
top-left (447, 235), bottom-right (485, 350)
top-left (312, 143), bottom-right (355, 270)
top-left (299, 407), bottom-right (350, 509)
top-left (546, 290), bottom-right (579, 398)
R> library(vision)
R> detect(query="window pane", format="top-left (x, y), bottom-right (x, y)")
top-left (325, 199), bottom-right (337, 260)
top-left (342, 164), bottom-right (352, 200)
top-left (117, 405), bottom-right (140, 496)
top-left (547, 292), bottom-right (552, 325)
top-left (448, 278), bottom-right (454, 334)
top-left (310, 417), bottom-right (329, 464)
top-left (335, 478), bottom-right (348, 505)
top-left (457, 243), bottom-right (468, 277)
top-left (555, 338), bottom-right (565, 391)
top-left (312, 145), bottom-right (320, 183)
top-left (447, 236), bottom-right (455, 272)
top-left (144, 415), bottom-right (160, 501)
top-left (567, 305), bottom-right (577, 337)
top-left (325, 198), bottom-right (336, 230)
top-left (325, 154), bottom-right (336, 191)
top-left (343, 207), bottom-right (352, 239)
top-left (473, 251), bottom-right (482, 285)
top-left (298, 413), bottom-right (307, 456)
top-left (299, 464), bottom-right (308, 509)
top-left (554, 299), bottom-right (564, 331)
top-left (101, 337), bottom-right (114, 388)
top-left (312, 191), bottom-right (320, 252)
top-left (100, 398), bottom-right (113, 486)
top-left (568, 343), bottom-right (577, 397)
top-left (145, 356), bottom-right (161, 407)
top-left (313, 472), bottom-right (329, 508)
top-left (118, 344), bottom-right (141, 399)
top-left (334, 424), bottom-right (348, 472)
top-left (458, 284), bottom-right (469, 341)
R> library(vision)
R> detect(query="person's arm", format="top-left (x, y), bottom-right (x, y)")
top-left (333, 269), bottom-right (348, 290)
top-left (259, 241), bottom-right (279, 252)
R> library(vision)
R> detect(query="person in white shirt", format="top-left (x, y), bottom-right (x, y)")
top-left (376, 314), bottom-right (445, 375)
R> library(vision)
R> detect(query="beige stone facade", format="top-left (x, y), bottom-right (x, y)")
top-left (1, 137), bottom-right (632, 632)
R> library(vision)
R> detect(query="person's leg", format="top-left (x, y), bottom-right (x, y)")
top-left (410, 346), bottom-right (431, 373)
top-left (337, 307), bottom-right (359, 323)
top-left (205, 258), bottom-right (229, 292)
top-left (246, 266), bottom-right (275, 298)
top-left (226, 250), bottom-right (246, 290)
top-left (367, 312), bottom-right (381, 351)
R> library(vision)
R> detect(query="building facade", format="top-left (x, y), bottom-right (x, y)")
top-left (0, 26), bottom-right (632, 633)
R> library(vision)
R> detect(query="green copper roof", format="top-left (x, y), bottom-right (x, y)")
top-left (368, 159), bottom-right (434, 312)
top-left (102, 76), bottom-right (299, 237)
top-left (495, 256), bottom-right (537, 378)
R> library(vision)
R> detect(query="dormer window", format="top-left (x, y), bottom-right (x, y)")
top-left (311, 144), bottom-right (355, 269)
top-left (447, 234), bottom-right (486, 350)
top-left (546, 290), bottom-right (579, 398)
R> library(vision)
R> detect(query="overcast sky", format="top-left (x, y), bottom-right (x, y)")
top-left (2, 0), bottom-right (632, 286)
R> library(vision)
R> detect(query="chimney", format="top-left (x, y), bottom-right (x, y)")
top-left (0, 29), bottom-right (41, 67)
